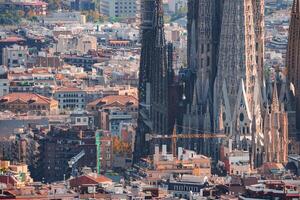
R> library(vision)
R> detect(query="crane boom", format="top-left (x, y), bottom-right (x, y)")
top-left (68, 150), bottom-right (85, 177)
top-left (148, 126), bottom-right (226, 156)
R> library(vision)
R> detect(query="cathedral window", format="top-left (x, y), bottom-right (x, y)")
top-left (239, 113), bottom-right (245, 122)
top-left (207, 56), bottom-right (210, 66)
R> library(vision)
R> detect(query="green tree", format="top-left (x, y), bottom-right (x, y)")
top-left (82, 11), bottom-right (101, 22)
top-left (45, 0), bottom-right (62, 10)
top-left (0, 10), bottom-right (21, 25)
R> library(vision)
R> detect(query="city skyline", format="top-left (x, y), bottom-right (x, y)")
top-left (0, 0), bottom-right (299, 199)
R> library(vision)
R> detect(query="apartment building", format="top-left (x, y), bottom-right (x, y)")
top-left (100, 0), bottom-right (138, 19)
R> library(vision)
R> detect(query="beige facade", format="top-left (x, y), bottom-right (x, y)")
top-left (0, 93), bottom-right (58, 114)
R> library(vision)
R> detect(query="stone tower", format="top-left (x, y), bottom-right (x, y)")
top-left (263, 81), bottom-right (288, 164)
top-left (252, 0), bottom-right (265, 84)
top-left (214, 0), bottom-right (257, 145)
top-left (150, 0), bottom-right (171, 136)
top-left (286, 0), bottom-right (300, 131)
top-left (182, 0), bottom-right (223, 156)
top-left (135, 0), bottom-right (175, 161)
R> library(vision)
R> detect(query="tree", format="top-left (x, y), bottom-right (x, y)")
top-left (27, 10), bottom-right (35, 18)
top-left (45, 0), bottom-right (62, 10)
top-left (82, 11), bottom-right (101, 22)
top-left (112, 136), bottom-right (131, 155)
top-left (18, 10), bottom-right (25, 18)
top-left (0, 10), bottom-right (21, 25)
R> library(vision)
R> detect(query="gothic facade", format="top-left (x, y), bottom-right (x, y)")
top-left (135, 0), bottom-right (178, 161)
top-left (286, 0), bottom-right (300, 132)
top-left (253, 0), bottom-right (265, 84)
top-left (184, 0), bottom-right (290, 167)
top-left (182, 0), bottom-right (223, 156)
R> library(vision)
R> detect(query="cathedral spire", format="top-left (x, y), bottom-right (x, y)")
top-left (292, 0), bottom-right (300, 13)
top-left (271, 80), bottom-right (280, 112)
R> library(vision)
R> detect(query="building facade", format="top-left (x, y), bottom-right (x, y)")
top-left (0, 93), bottom-right (58, 114)
top-left (54, 87), bottom-right (87, 110)
top-left (182, 0), bottom-right (290, 168)
top-left (2, 45), bottom-right (28, 69)
top-left (100, 0), bottom-right (138, 19)
top-left (286, 0), bottom-right (300, 132)
top-left (182, 0), bottom-right (223, 156)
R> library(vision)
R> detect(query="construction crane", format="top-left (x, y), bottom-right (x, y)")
top-left (147, 126), bottom-right (227, 156)
top-left (95, 131), bottom-right (101, 175)
top-left (68, 150), bottom-right (85, 178)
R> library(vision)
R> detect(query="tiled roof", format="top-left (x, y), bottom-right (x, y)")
top-left (88, 95), bottom-right (138, 107)
top-left (69, 175), bottom-right (112, 188)
top-left (0, 93), bottom-right (56, 104)
top-left (55, 87), bottom-right (83, 93)
top-left (0, 36), bottom-right (25, 43)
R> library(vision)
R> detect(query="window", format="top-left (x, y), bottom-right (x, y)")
top-left (207, 56), bottom-right (210, 66)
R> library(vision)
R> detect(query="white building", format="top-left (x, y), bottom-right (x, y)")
top-left (100, 0), bottom-right (138, 19)
top-left (227, 150), bottom-right (251, 176)
top-left (54, 87), bottom-right (87, 111)
top-left (2, 45), bottom-right (28, 69)
top-left (55, 35), bottom-right (97, 54)
top-left (108, 108), bottom-right (133, 136)
top-left (77, 35), bottom-right (97, 54)
top-left (43, 11), bottom-right (86, 25)
top-left (167, 0), bottom-right (187, 13)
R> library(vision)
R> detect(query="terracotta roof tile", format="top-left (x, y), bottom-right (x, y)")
top-left (0, 93), bottom-right (57, 105)
top-left (88, 95), bottom-right (137, 107)
top-left (69, 175), bottom-right (112, 188)
top-left (56, 87), bottom-right (83, 93)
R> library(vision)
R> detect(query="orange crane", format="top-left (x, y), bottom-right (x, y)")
top-left (149, 126), bottom-right (227, 156)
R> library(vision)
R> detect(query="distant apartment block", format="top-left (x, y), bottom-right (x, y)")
top-left (42, 11), bottom-right (86, 25)
top-left (100, 0), bottom-right (138, 19)
top-left (54, 87), bottom-right (87, 110)
top-left (0, 0), bottom-right (48, 16)
top-left (71, 0), bottom-right (96, 11)
top-left (2, 45), bottom-right (28, 69)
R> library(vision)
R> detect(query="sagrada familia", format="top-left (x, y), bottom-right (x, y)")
top-left (135, 0), bottom-right (300, 168)
top-left (183, 0), bottom-right (298, 168)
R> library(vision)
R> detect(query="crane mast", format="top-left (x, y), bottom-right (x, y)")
top-left (68, 150), bottom-right (85, 178)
